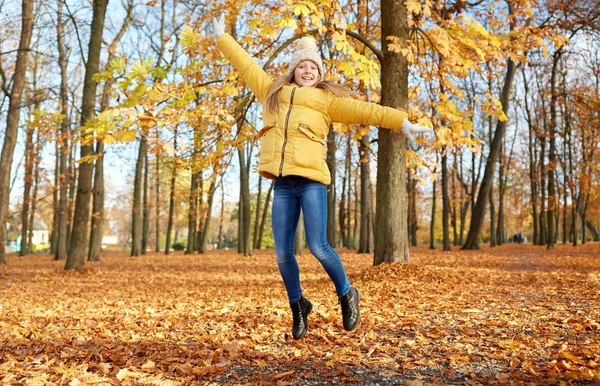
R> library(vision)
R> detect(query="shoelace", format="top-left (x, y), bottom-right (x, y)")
top-left (341, 291), bottom-right (357, 319)
top-left (291, 301), bottom-right (305, 324)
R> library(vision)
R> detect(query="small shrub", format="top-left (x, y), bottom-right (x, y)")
top-left (172, 242), bottom-right (186, 251)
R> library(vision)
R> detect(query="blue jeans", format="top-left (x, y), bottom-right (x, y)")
top-left (272, 175), bottom-right (351, 302)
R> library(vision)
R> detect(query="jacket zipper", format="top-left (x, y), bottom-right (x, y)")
top-left (278, 87), bottom-right (296, 176)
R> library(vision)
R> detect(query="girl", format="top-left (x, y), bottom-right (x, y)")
top-left (212, 15), bottom-right (429, 339)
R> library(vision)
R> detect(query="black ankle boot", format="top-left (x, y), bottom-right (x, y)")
top-left (290, 296), bottom-right (312, 340)
top-left (339, 287), bottom-right (360, 331)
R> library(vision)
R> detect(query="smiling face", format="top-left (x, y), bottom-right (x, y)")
top-left (293, 60), bottom-right (320, 87)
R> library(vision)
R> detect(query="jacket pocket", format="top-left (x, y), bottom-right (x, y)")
top-left (292, 123), bottom-right (325, 170)
top-left (258, 123), bottom-right (276, 164)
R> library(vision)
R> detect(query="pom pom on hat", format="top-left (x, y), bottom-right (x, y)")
top-left (287, 36), bottom-right (324, 81)
top-left (296, 36), bottom-right (318, 51)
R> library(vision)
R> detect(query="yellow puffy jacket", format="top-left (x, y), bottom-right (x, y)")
top-left (217, 33), bottom-right (408, 185)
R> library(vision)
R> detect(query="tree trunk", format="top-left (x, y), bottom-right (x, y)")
top-left (522, 65), bottom-right (540, 246)
top-left (51, 141), bottom-right (59, 254)
top-left (257, 180), bottom-right (274, 249)
top-left (295, 212), bottom-right (305, 256)
top-left (195, 172), bottom-right (204, 251)
top-left (0, 0), bottom-right (34, 264)
top-left (374, 0), bottom-right (410, 265)
top-left (27, 132), bottom-right (42, 252)
top-left (131, 136), bottom-right (147, 256)
top-left (357, 133), bottom-right (372, 253)
top-left (20, 124), bottom-right (35, 256)
top-left (238, 146), bottom-right (252, 256)
top-left (142, 151), bottom-right (149, 254)
top-left (155, 154), bottom-right (161, 252)
top-left (408, 172), bottom-right (418, 246)
top-left (353, 164), bottom-right (359, 249)
top-left (237, 184), bottom-right (242, 253)
top-left (66, 148), bottom-right (76, 254)
top-left (539, 130), bottom-right (547, 246)
top-left (326, 124), bottom-right (337, 247)
top-left (186, 170), bottom-right (199, 254)
top-left (55, 0), bottom-right (70, 260)
top-left (462, 57), bottom-right (516, 250)
top-left (88, 141), bottom-right (104, 261)
top-left (165, 128), bottom-right (178, 255)
top-left (585, 220), bottom-right (599, 241)
top-left (546, 49), bottom-right (563, 250)
top-left (339, 138), bottom-right (349, 247)
top-left (65, 0), bottom-right (109, 270)
top-left (217, 185), bottom-right (225, 249)
top-left (199, 177), bottom-right (217, 253)
top-left (580, 209), bottom-right (587, 244)
top-left (252, 176), bottom-right (262, 248)
top-left (346, 143), bottom-right (352, 248)
top-left (450, 172), bottom-right (457, 246)
top-left (89, 1), bottom-right (131, 262)
top-left (430, 160), bottom-right (438, 249)
top-left (489, 182), bottom-right (496, 247)
top-left (441, 149), bottom-right (451, 251)
top-left (497, 149), bottom-right (505, 246)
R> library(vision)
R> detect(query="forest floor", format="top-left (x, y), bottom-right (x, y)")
top-left (1, 243), bottom-right (599, 385)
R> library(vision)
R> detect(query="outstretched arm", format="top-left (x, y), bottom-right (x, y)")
top-left (328, 96), bottom-right (431, 145)
top-left (212, 15), bottom-right (273, 104)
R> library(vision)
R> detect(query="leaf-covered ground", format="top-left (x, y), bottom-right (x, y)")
top-left (1, 244), bottom-right (599, 385)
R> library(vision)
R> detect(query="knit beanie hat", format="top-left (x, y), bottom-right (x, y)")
top-left (287, 36), bottom-right (324, 81)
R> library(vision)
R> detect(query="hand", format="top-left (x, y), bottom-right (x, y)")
top-left (402, 118), bottom-right (431, 145)
top-left (212, 14), bottom-right (225, 39)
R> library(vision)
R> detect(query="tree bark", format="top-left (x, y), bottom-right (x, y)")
top-left (430, 159), bottom-right (438, 249)
top-left (165, 128), bottom-right (178, 255)
top-left (27, 132), bottom-right (42, 252)
top-left (374, 0), bottom-right (410, 265)
top-left (238, 145), bottom-right (252, 256)
top-left (142, 151), bottom-right (150, 254)
top-left (51, 140), bottom-right (59, 254)
top-left (88, 140), bottom-right (104, 261)
top-left (357, 133), bottom-right (372, 253)
top-left (546, 49), bottom-right (563, 250)
top-left (131, 136), bottom-right (147, 256)
top-left (462, 51), bottom-right (516, 250)
top-left (339, 138), bottom-right (349, 247)
top-left (441, 149), bottom-right (451, 251)
top-left (199, 177), bottom-right (217, 253)
top-left (89, 0), bottom-right (132, 262)
top-left (0, 0), bottom-right (34, 264)
top-left (489, 181), bottom-right (496, 247)
top-left (66, 147), bottom-right (77, 254)
top-left (217, 185), bottom-right (224, 249)
top-left (195, 172), bottom-right (204, 251)
top-left (585, 220), bottom-right (599, 241)
top-left (252, 176), bottom-right (262, 249)
top-left (346, 143), bottom-right (353, 248)
top-left (155, 153), bottom-right (160, 252)
top-left (65, 0), bottom-right (109, 270)
top-left (257, 180), bottom-right (274, 249)
top-left (55, 0), bottom-right (70, 260)
top-left (451, 157), bottom-right (459, 246)
top-left (20, 123), bottom-right (35, 256)
top-left (186, 170), bottom-right (199, 254)
top-left (326, 124), bottom-right (337, 247)
top-left (295, 212), bottom-right (305, 256)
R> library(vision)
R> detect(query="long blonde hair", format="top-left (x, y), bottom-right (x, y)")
top-left (265, 73), bottom-right (362, 113)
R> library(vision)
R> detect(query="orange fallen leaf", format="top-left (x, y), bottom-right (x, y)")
top-left (273, 370), bottom-right (295, 380)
